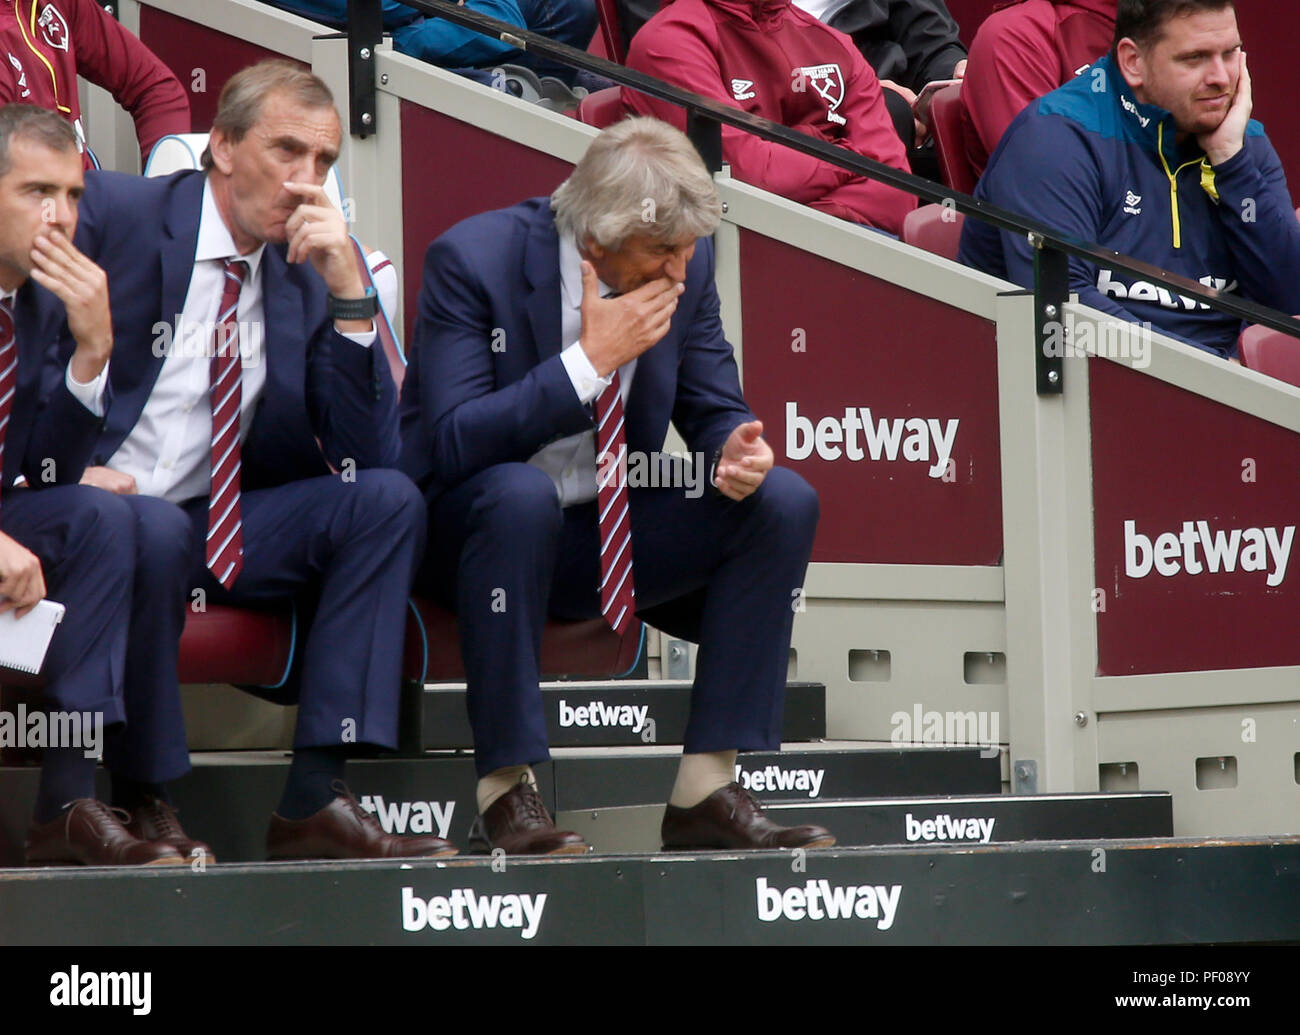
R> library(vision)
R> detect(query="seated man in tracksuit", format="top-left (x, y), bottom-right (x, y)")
top-left (622, 0), bottom-right (917, 235)
top-left (958, 0), bottom-right (1300, 359)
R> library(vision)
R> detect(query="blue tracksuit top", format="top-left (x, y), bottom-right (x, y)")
top-left (958, 54), bottom-right (1300, 358)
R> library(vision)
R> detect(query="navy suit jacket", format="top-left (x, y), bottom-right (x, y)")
top-left (71, 169), bottom-right (400, 492)
top-left (6, 280), bottom-right (105, 491)
top-left (399, 198), bottom-right (754, 503)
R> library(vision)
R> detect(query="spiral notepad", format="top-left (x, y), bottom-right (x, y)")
top-left (0, 600), bottom-right (66, 675)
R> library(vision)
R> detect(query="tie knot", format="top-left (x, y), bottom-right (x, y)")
top-left (225, 259), bottom-right (248, 283)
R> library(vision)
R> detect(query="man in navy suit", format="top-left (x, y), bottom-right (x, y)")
top-left (69, 61), bottom-right (453, 861)
top-left (401, 117), bottom-right (835, 853)
top-left (0, 104), bottom-right (187, 865)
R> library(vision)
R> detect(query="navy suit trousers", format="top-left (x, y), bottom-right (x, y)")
top-left (1, 485), bottom-right (134, 725)
top-left (101, 470), bottom-right (426, 782)
top-left (420, 462), bottom-right (819, 776)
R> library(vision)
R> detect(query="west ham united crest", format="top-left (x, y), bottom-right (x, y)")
top-left (38, 3), bottom-right (70, 52)
top-left (796, 63), bottom-right (846, 125)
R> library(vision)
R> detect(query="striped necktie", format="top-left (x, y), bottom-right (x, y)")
top-left (0, 297), bottom-right (15, 507)
top-left (594, 370), bottom-right (636, 635)
top-left (206, 259), bottom-right (247, 590)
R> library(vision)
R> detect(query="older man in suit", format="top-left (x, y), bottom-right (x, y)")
top-left (401, 117), bottom-right (835, 855)
top-left (0, 104), bottom-right (180, 865)
top-left (69, 61), bottom-right (452, 861)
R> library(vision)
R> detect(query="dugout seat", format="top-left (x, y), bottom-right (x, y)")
top-left (578, 87), bottom-right (625, 127)
top-left (1237, 323), bottom-right (1300, 388)
top-left (903, 204), bottom-right (966, 261)
top-left (928, 83), bottom-right (980, 196)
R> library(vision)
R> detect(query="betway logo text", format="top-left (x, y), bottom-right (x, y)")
top-left (1124, 520), bottom-right (1294, 587)
top-left (558, 699), bottom-right (648, 731)
top-left (785, 403), bottom-right (958, 479)
top-left (1097, 269), bottom-right (1236, 312)
top-left (359, 796), bottom-right (455, 839)
top-left (735, 763), bottom-right (824, 798)
top-left (905, 812), bottom-right (995, 844)
top-left (402, 886), bottom-right (547, 940)
top-left (756, 877), bottom-right (901, 930)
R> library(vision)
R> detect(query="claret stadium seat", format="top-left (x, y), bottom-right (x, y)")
top-left (903, 204), bottom-right (966, 261)
top-left (1238, 323), bottom-right (1300, 389)
top-left (927, 82), bottom-right (980, 196)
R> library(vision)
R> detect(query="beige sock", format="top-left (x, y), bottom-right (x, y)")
top-left (476, 765), bottom-right (537, 814)
top-left (669, 750), bottom-right (738, 808)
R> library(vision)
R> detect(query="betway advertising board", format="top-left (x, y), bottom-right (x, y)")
top-left (739, 231), bottom-right (1003, 565)
top-left (1090, 360), bottom-right (1300, 674)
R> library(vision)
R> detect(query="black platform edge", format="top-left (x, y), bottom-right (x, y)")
top-left (3, 836), bottom-right (1299, 945)
top-left (553, 745), bottom-right (1003, 809)
top-left (404, 681), bottom-right (827, 751)
top-left (760, 790), bottom-right (1175, 843)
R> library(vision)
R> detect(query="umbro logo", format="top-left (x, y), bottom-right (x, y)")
top-left (1123, 190), bottom-right (1142, 216)
top-left (731, 78), bottom-right (755, 101)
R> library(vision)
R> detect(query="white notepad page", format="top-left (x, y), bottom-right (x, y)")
top-left (0, 599), bottom-right (66, 675)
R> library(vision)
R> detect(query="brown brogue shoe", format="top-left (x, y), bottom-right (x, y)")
top-left (26, 799), bottom-right (186, 867)
top-left (468, 778), bottom-right (588, 856)
top-left (124, 796), bottom-right (216, 865)
top-left (267, 782), bottom-right (458, 861)
top-left (661, 782), bottom-right (837, 851)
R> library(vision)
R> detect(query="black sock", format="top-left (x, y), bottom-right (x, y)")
top-left (277, 746), bottom-right (349, 820)
top-left (109, 774), bottom-right (171, 812)
top-left (35, 748), bottom-right (98, 824)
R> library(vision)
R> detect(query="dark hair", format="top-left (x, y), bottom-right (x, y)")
top-left (0, 104), bottom-right (78, 178)
top-left (1112, 0), bottom-right (1235, 56)
top-left (200, 59), bottom-right (335, 169)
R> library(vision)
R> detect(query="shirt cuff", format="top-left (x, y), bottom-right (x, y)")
top-left (66, 361), bottom-right (108, 417)
top-left (340, 324), bottom-right (377, 348)
top-left (561, 340), bottom-right (613, 405)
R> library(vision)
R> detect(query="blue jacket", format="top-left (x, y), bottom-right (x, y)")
top-left (958, 54), bottom-right (1300, 358)
top-left (71, 169), bottom-right (400, 491)
top-left (7, 281), bottom-right (106, 491)
top-left (269, 0), bottom-right (529, 67)
top-left (399, 197), bottom-right (754, 503)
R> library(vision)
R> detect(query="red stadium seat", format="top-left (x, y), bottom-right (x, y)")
top-left (903, 203), bottom-right (966, 261)
top-left (1238, 323), bottom-right (1300, 388)
top-left (928, 83), bottom-right (980, 195)
top-left (578, 87), bottom-right (626, 127)
top-left (593, 0), bottom-right (627, 63)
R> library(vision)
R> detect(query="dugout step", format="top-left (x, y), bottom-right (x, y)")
top-left (0, 741), bottom-right (1001, 866)
top-left (402, 680), bottom-right (827, 752)
top-left (555, 791), bottom-right (1174, 853)
top-left (2, 833), bottom-right (1297, 945)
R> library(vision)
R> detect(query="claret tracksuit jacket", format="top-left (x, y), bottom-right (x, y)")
top-left (623, 0), bottom-right (917, 234)
top-left (960, 0), bottom-right (1117, 174)
top-left (958, 54), bottom-right (1300, 358)
top-left (0, 0), bottom-right (189, 163)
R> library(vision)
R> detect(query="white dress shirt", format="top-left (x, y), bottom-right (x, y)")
top-left (528, 233), bottom-right (636, 507)
top-left (102, 179), bottom-right (374, 504)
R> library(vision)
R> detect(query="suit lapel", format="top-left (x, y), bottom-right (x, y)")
top-left (522, 204), bottom-right (563, 363)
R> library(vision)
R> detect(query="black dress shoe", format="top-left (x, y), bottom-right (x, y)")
top-left (468, 778), bottom-right (588, 856)
top-left (661, 782), bottom-right (837, 850)
top-left (124, 795), bottom-right (216, 865)
top-left (267, 781), bottom-right (458, 860)
top-left (26, 799), bottom-right (186, 867)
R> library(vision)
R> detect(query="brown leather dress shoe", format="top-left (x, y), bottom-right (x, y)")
top-left (267, 783), bottom-right (459, 861)
top-left (661, 782), bottom-right (837, 851)
top-left (468, 778), bottom-right (588, 856)
top-left (26, 799), bottom-right (187, 867)
top-left (124, 796), bottom-right (216, 865)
